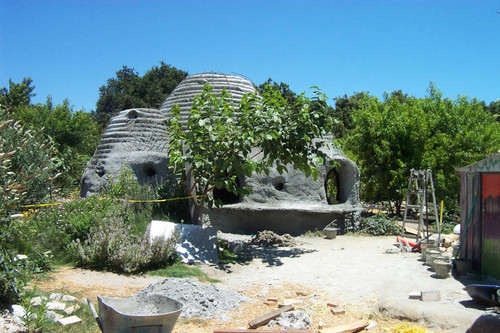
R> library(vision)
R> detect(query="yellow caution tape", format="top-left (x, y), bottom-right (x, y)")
top-left (21, 202), bottom-right (63, 208)
top-left (20, 194), bottom-right (206, 208)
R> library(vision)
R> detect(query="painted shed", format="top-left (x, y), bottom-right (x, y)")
top-left (457, 153), bottom-right (500, 279)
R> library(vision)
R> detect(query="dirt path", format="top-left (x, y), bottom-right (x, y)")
top-left (34, 235), bottom-right (487, 332)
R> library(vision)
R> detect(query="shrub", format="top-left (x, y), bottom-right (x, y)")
top-left (357, 214), bottom-right (400, 236)
top-left (71, 216), bottom-right (178, 273)
top-left (0, 249), bottom-right (51, 308)
top-left (23, 169), bottom-right (156, 258)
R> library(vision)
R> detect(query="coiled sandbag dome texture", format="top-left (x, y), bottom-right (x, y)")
top-left (160, 73), bottom-right (258, 129)
top-left (80, 108), bottom-right (170, 197)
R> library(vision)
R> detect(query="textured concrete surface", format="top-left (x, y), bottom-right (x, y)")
top-left (81, 108), bottom-right (170, 197)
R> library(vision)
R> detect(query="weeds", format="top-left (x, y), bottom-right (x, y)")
top-left (148, 261), bottom-right (220, 283)
top-left (71, 215), bottom-right (178, 273)
top-left (357, 214), bottom-right (400, 236)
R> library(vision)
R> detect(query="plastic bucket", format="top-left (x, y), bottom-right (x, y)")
top-left (324, 228), bottom-right (338, 239)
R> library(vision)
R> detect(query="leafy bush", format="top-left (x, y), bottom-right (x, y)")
top-left (23, 168), bottom-right (156, 258)
top-left (22, 196), bottom-right (118, 255)
top-left (154, 176), bottom-right (191, 223)
top-left (357, 214), bottom-right (401, 236)
top-left (71, 215), bottom-right (177, 273)
top-left (345, 85), bottom-right (500, 215)
top-left (0, 249), bottom-right (51, 308)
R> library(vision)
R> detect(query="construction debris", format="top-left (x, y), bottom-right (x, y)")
top-left (248, 305), bottom-right (294, 329)
top-left (214, 328), bottom-right (317, 333)
top-left (250, 230), bottom-right (297, 247)
top-left (319, 320), bottom-right (369, 333)
top-left (330, 307), bottom-right (346, 315)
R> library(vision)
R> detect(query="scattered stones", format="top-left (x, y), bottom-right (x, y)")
top-left (10, 305), bottom-right (25, 319)
top-left (1, 311), bottom-right (26, 333)
top-left (135, 278), bottom-right (249, 318)
top-left (49, 293), bottom-right (63, 300)
top-left (268, 310), bottom-right (312, 330)
top-left (45, 310), bottom-right (64, 323)
top-left (64, 305), bottom-right (80, 315)
top-left (46, 301), bottom-right (66, 311)
top-left (57, 315), bottom-right (82, 326)
top-left (30, 296), bottom-right (44, 307)
top-left (61, 295), bottom-right (78, 303)
top-left (466, 313), bottom-right (500, 333)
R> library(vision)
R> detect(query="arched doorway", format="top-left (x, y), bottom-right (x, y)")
top-left (325, 168), bottom-right (340, 204)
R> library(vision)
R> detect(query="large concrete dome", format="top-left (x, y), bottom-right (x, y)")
top-left (160, 73), bottom-right (258, 128)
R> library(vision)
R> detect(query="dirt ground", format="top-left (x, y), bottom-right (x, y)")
top-left (34, 234), bottom-right (489, 333)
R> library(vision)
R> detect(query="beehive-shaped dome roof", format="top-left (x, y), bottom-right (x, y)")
top-left (159, 73), bottom-right (258, 128)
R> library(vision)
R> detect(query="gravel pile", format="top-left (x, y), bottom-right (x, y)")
top-left (136, 278), bottom-right (249, 319)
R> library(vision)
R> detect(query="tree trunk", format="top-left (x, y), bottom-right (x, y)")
top-left (184, 162), bottom-right (203, 225)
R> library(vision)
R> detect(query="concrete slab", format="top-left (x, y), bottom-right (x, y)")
top-left (378, 298), bottom-right (482, 333)
top-left (148, 220), bottom-right (218, 264)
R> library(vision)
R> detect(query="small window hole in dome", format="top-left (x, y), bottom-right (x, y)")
top-left (127, 110), bottom-right (138, 119)
top-left (273, 176), bottom-right (286, 191)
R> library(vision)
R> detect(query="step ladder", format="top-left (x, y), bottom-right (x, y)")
top-left (401, 169), bottom-right (440, 247)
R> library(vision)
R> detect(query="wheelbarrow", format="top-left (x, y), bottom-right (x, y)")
top-left (87, 294), bottom-right (183, 333)
top-left (463, 284), bottom-right (500, 307)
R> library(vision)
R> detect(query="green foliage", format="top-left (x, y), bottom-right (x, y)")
top-left (94, 62), bottom-right (187, 128)
top-left (0, 116), bottom-right (58, 208)
top-left (154, 176), bottom-right (191, 223)
top-left (0, 249), bottom-right (51, 308)
top-left (333, 92), bottom-right (369, 138)
top-left (24, 169), bottom-right (155, 258)
top-left (0, 77), bottom-right (35, 112)
top-left (345, 83), bottom-right (500, 214)
top-left (148, 261), bottom-right (220, 283)
top-left (357, 214), bottom-right (401, 236)
top-left (1, 78), bottom-right (100, 193)
top-left (168, 84), bottom-right (334, 222)
top-left (15, 97), bottom-right (100, 192)
top-left (23, 197), bottom-right (117, 255)
top-left (71, 215), bottom-right (177, 273)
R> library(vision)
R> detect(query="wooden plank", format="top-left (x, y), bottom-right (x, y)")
top-left (330, 307), bottom-right (345, 315)
top-left (214, 328), bottom-right (318, 333)
top-left (248, 305), bottom-right (294, 329)
top-left (320, 320), bottom-right (369, 333)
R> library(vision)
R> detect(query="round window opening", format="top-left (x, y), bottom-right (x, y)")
top-left (127, 110), bottom-right (138, 119)
top-left (273, 177), bottom-right (286, 191)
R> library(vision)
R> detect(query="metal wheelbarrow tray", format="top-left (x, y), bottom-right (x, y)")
top-left (464, 284), bottom-right (500, 306)
top-left (96, 294), bottom-right (183, 333)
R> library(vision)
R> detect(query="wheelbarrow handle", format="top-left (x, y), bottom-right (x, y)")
top-left (87, 298), bottom-right (104, 333)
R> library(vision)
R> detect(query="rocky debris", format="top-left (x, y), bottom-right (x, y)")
top-left (135, 278), bottom-right (249, 319)
top-left (250, 230), bottom-right (297, 247)
top-left (57, 315), bottom-right (82, 326)
top-left (268, 310), bottom-right (312, 330)
top-left (466, 313), bottom-right (500, 333)
top-left (1, 293), bottom-right (83, 332)
top-left (1, 310), bottom-right (26, 333)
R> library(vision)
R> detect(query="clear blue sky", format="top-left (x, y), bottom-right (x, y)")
top-left (1, 0), bottom-right (499, 112)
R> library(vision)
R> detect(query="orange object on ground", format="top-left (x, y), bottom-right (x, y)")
top-left (396, 236), bottom-right (421, 250)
